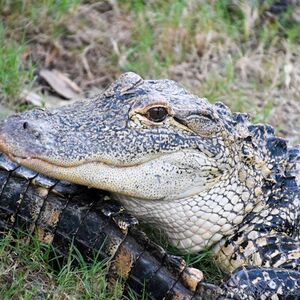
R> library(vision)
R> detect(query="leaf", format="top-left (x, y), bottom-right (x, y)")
top-left (39, 69), bottom-right (82, 100)
top-left (21, 89), bottom-right (43, 107)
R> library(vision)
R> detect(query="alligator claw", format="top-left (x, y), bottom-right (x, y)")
top-left (196, 282), bottom-right (225, 300)
top-left (100, 201), bottom-right (139, 232)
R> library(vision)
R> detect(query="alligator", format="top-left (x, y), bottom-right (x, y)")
top-left (0, 72), bottom-right (299, 299)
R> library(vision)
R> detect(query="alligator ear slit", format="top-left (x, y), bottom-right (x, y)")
top-left (173, 116), bottom-right (187, 126)
top-left (200, 112), bottom-right (215, 122)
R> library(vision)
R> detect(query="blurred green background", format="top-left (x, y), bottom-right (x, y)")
top-left (0, 0), bottom-right (299, 298)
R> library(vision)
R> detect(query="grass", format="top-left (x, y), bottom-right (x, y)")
top-left (0, 26), bottom-right (34, 102)
top-left (1, 0), bottom-right (298, 124)
top-left (1, 0), bottom-right (80, 34)
top-left (0, 231), bottom-right (123, 299)
top-left (0, 0), bottom-right (80, 105)
top-left (0, 227), bottom-right (223, 299)
top-left (0, 0), bottom-right (299, 297)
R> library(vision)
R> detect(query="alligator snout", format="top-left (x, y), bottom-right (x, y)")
top-left (0, 113), bottom-right (52, 159)
top-left (3, 115), bottom-right (44, 140)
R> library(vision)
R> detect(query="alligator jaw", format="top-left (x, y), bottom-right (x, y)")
top-left (0, 135), bottom-right (221, 202)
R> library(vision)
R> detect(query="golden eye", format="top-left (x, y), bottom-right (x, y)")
top-left (146, 107), bottom-right (168, 122)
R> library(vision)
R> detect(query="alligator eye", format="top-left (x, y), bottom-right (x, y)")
top-left (146, 107), bottom-right (168, 122)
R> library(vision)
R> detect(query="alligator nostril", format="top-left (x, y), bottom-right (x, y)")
top-left (21, 121), bottom-right (42, 139)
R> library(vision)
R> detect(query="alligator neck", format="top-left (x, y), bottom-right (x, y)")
top-left (116, 168), bottom-right (264, 253)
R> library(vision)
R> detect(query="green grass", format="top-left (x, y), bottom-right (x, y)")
top-left (0, 26), bottom-right (34, 102)
top-left (0, 0), bottom-right (80, 31)
top-left (1, 0), bottom-right (299, 121)
top-left (0, 231), bottom-right (123, 299)
top-left (122, 0), bottom-right (300, 75)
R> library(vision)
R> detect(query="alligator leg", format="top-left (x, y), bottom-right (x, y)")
top-left (220, 266), bottom-right (300, 299)
top-left (216, 230), bottom-right (300, 299)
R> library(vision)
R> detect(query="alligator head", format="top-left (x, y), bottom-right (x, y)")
top-left (0, 72), bottom-right (267, 252)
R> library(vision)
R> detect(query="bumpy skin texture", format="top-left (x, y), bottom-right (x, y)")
top-left (0, 73), bottom-right (299, 299)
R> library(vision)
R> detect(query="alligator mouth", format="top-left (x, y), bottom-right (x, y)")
top-left (0, 134), bottom-right (220, 201)
top-left (0, 131), bottom-right (150, 169)
top-left (0, 139), bottom-right (168, 171)
top-left (0, 135), bottom-right (133, 172)
top-left (0, 143), bottom-right (148, 198)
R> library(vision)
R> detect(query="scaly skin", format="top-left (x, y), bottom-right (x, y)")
top-left (0, 72), bottom-right (299, 299)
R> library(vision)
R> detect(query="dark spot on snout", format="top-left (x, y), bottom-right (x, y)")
top-left (23, 122), bottom-right (29, 130)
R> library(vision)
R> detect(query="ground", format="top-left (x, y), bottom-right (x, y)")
top-left (0, 0), bottom-right (299, 298)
